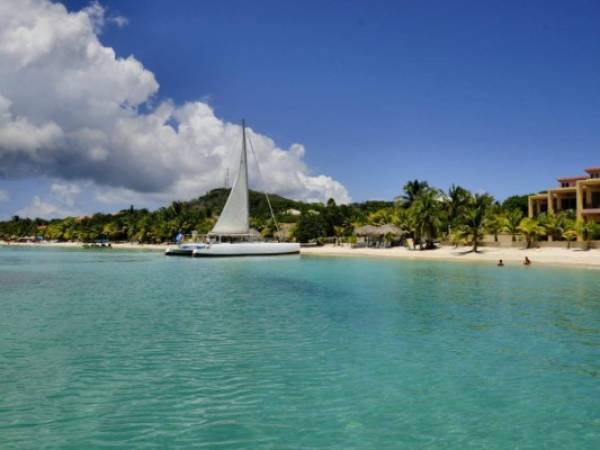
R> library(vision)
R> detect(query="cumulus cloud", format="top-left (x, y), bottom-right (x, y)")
top-left (50, 181), bottom-right (82, 206)
top-left (16, 195), bottom-right (81, 219)
top-left (0, 0), bottom-right (350, 206)
top-left (0, 190), bottom-right (9, 202)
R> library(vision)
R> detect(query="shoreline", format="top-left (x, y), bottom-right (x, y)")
top-left (3, 241), bottom-right (600, 269)
top-left (0, 241), bottom-right (167, 251)
top-left (300, 244), bottom-right (600, 269)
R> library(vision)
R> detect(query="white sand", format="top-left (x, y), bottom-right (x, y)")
top-left (301, 244), bottom-right (600, 269)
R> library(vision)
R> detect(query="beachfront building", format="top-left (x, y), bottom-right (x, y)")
top-left (529, 167), bottom-right (600, 224)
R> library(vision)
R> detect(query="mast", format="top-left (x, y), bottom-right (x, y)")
top-left (241, 119), bottom-right (250, 228)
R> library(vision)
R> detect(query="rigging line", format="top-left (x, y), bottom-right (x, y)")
top-left (246, 132), bottom-right (280, 234)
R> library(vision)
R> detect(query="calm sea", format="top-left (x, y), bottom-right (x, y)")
top-left (1, 247), bottom-right (598, 449)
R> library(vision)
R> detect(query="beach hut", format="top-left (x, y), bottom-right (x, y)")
top-left (354, 225), bottom-right (381, 236)
top-left (354, 224), bottom-right (405, 248)
top-left (353, 225), bottom-right (379, 247)
top-left (378, 224), bottom-right (405, 236)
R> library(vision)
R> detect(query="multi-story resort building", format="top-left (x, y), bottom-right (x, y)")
top-left (528, 167), bottom-right (600, 225)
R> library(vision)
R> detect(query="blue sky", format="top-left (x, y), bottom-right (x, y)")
top-left (1, 0), bottom-right (599, 218)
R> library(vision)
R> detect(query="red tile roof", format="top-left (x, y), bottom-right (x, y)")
top-left (585, 167), bottom-right (600, 173)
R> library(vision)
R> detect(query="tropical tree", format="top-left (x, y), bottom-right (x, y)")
top-left (367, 208), bottom-right (396, 226)
top-left (409, 187), bottom-right (443, 249)
top-left (398, 180), bottom-right (429, 208)
top-left (502, 194), bottom-right (530, 216)
top-left (449, 227), bottom-right (467, 248)
top-left (538, 212), bottom-right (573, 242)
top-left (294, 213), bottom-right (328, 243)
top-left (445, 184), bottom-right (470, 234)
top-left (562, 229), bottom-right (578, 249)
top-left (575, 220), bottom-right (600, 250)
top-left (195, 218), bottom-right (216, 236)
top-left (484, 212), bottom-right (506, 243)
top-left (333, 225), bottom-right (347, 244)
top-left (504, 209), bottom-right (523, 242)
top-left (259, 218), bottom-right (278, 238)
top-left (518, 218), bottom-right (546, 249)
top-left (460, 193), bottom-right (493, 252)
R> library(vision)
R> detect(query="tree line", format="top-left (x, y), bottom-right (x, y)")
top-left (1, 183), bottom-right (599, 248)
top-left (293, 180), bottom-right (599, 250)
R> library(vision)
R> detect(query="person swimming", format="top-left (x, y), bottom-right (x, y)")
top-left (497, 259), bottom-right (504, 267)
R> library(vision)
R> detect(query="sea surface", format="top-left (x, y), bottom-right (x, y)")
top-left (0, 247), bottom-right (599, 449)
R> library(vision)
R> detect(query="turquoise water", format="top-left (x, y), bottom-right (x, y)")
top-left (0, 247), bottom-right (599, 449)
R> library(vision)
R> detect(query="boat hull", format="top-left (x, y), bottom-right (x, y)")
top-left (192, 242), bottom-right (300, 257)
top-left (165, 243), bottom-right (209, 256)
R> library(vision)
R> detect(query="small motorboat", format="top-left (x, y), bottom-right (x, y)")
top-left (165, 243), bottom-right (208, 256)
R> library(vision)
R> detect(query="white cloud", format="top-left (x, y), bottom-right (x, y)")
top-left (0, 189), bottom-right (9, 202)
top-left (110, 15), bottom-right (128, 28)
top-left (0, 0), bottom-right (350, 206)
top-left (16, 195), bottom-right (80, 219)
top-left (50, 181), bottom-right (82, 206)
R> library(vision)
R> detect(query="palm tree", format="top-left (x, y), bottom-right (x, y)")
top-left (504, 209), bottom-right (523, 242)
top-left (445, 184), bottom-right (470, 233)
top-left (409, 187), bottom-right (443, 249)
top-left (398, 180), bottom-right (429, 208)
top-left (539, 212), bottom-right (571, 242)
top-left (562, 229), bottom-right (578, 249)
top-left (484, 212), bottom-right (506, 243)
top-left (518, 218), bottom-right (546, 249)
top-left (461, 193), bottom-right (493, 252)
top-left (367, 208), bottom-right (395, 226)
top-left (575, 220), bottom-right (600, 250)
top-left (333, 225), bottom-right (347, 245)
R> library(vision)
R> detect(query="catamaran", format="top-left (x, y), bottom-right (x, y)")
top-left (165, 120), bottom-right (300, 257)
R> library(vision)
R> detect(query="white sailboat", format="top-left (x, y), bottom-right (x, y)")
top-left (166, 120), bottom-right (300, 257)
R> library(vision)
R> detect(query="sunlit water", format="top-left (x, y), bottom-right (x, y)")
top-left (0, 247), bottom-right (598, 449)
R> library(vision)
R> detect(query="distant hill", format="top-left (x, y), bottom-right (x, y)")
top-left (183, 188), bottom-right (313, 221)
top-left (0, 187), bottom-right (395, 243)
top-left (182, 189), bottom-right (395, 221)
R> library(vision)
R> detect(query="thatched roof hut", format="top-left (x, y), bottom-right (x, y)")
top-left (378, 224), bottom-right (406, 236)
top-left (354, 224), bottom-right (405, 237)
top-left (354, 225), bottom-right (382, 236)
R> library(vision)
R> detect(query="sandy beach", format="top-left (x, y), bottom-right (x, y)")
top-left (301, 244), bottom-right (600, 269)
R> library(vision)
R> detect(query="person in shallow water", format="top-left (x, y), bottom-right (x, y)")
top-left (524, 256), bottom-right (531, 266)
top-left (497, 259), bottom-right (504, 267)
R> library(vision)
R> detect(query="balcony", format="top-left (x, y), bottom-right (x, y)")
top-left (583, 193), bottom-right (600, 210)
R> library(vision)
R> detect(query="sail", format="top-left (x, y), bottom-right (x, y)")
top-left (211, 123), bottom-right (250, 235)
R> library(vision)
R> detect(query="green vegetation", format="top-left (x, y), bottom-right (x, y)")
top-left (459, 193), bottom-right (494, 252)
top-left (576, 220), bottom-right (600, 250)
top-left (505, 209), bottom-right (524, 242)
top-left (501, 194), bottom-right (530, 216)
top-left (518, 218), bottom-right (547, 249)
top-left (1, 185), bottom-right (599, 247)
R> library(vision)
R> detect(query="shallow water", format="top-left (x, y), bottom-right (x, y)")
top-left (0, 247), bottom-right (598, 449)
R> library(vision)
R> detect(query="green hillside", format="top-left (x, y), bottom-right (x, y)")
top-left (0, 189), bottom-right (355, 243)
